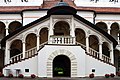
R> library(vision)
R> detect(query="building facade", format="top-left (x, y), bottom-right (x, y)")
top-left (0, 0), bottom-right (120, 77)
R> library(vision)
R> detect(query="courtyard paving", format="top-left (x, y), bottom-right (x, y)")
top-left (0, 77), bottom-right (120, 80)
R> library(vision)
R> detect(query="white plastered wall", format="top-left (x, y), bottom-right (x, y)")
top-left (38, 45), bottom-right (86, 77)
top-left (23, 11), bottom-right (47, 26)
top-left (85, 55), bottom-right (116, 76)
top-left (3, 56), bottom-right (38, 77)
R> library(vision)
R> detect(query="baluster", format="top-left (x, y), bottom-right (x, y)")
top-left (28, 51), bottom-right (29, 58)
top-left (61, 37), bottom-right (64, 44)
top-left (27, 51), bottom-right (28, 58)
top-left (68, 37), bottom-right (70, 44)
top-left (18, 55), bottom-right (20, 61)
top-left (32, 49), bottom-right (35, 56)
top-left (64, 38), bottom-right (66, 44)
top-left (35, 48), bottom-right (37, 54)
top-left (10, 59), bottom-right (12, 64)
top-left (17, 56), bottom-right (18, 61)
top-left (52, 38), bottom-right (55, 44)
top-left (30, 50), bottom-right (31, 57)
top-left (30, 50), bottom-right (32, 57)
top-left (34, 48), bottom-right (35, 55)
top-left (60, 37), bottom-right (62, 44)
top-left (12, 58), bottom-right (14, 63)
top-left (58, 37), bottom-right (60, 44)
top-left (14, 57), bottom-right (16, 62)
top-left (54, 38), bottom-right (56, 44)
top-left (25, 52), bottom-right (27, 58)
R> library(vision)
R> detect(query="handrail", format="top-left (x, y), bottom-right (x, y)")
top-left (49, 36), bottom-right (76, 45)
top-left (76, 42), bottom-right (112, 64)
top-left (10, 53), bottom-right (23, 63)
top-left (25, 46), bottom-right (37, 58)
top-left (9, 41), bottom-right (48, 64)
top-left (39, 41), bottom-right (48, 49)
top-left (89, 47), bottom-right (99, 59)
top-left (76, 42), bottom-right (86, 50)
top-left (9, 41), bottom-right (112, 66)
top-left (102, 54), bottom-right (111, 63)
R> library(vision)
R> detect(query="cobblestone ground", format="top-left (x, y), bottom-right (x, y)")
top-left (0, 77), bottom-right (120, 80)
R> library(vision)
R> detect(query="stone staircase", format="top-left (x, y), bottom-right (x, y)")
top-left (5, 41), bottom-right (113, 68)
top-left (5, 42), bottom-right (48, 67)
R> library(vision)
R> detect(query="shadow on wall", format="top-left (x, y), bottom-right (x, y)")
top-left (0, 50), bottom-right (4, 72)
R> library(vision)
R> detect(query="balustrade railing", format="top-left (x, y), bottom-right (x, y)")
top-left (49, 36), bottom-right (76, 45)
top-left (102, 54), bottom-right (111, 63)
top-left (10, 53), bottom-right (23, 63)
top-left (76, 42), bottom-right (86, 50)
top-left (9, 40), bottom-right (112, 65)
top-left (25, 47), bottom-right (37, 58)
top-left (76, 42), bottom-right (112, 64)
top-left (89, 47), bottom-right (99, 59)
top-left (9, 41), bottom-right (48, 64)
top-left (39, 41), bottom-right (48, 49)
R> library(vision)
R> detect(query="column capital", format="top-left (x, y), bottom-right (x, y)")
top-left (36, 35), bottom-right (40, 37)
top-left (22, 41), bottom-right (26, 44)
top-left (5, 27), bottom-right (9, 30)
top-left (98, 42), bottom-right (103, 45)
top-left (86, 35), bottom-right (89, 38)
top-left (107, 28), bottom-right (111, 30)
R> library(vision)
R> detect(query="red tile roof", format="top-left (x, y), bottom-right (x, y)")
top-left (0, 0), bottom-right (120, 13)
top-left (0, 6), bottom-right (41, 13)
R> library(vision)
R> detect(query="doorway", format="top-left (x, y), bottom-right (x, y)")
top-left (53, 55), bottom-right (71, 77)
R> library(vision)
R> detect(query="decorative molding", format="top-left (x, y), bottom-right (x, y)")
top-left (47, 49), bottom-right (77, 77)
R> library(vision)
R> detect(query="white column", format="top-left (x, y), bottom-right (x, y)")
top-left (22, 41), bottom-right (26, 59)
top-left (5, 24), bottom-right (9, 36)
top-left (70, 16), bottom-right (75, 37)
top-left (107, 23), bottom-right (111, 34)
top-left (118, 33), bottom-right (120, 44)
top-left (99, 42), bottom-right (102, 59)
top-left (48, 17), bottom-right (53, 44)
top-left (86, 36), bottom-right (89, 53)
top-left (110, 43), bottom-right (114, 64)
top-left (49, 17), bottom-right (53, 36)
top-left (108, 28), bottom-right (111, 34)
top-left (71, 16), bottom-right (76, 44)
top-left (37, 35), bottom-right (40, 50)
top-left (5, 42), bottom-right (10, 65)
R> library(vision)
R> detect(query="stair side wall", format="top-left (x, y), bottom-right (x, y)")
top-left (3, 56), bottom-right (38, 77)
top-left (85, 55), bottom-right (116, 76)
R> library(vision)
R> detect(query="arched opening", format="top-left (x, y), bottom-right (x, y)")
top-left (25, 33), bottom-right (37, 50)
top-left (89, 35), bottom-right (99, 51)
top-left (9, 21), bottom-right (22, 34)
top-left (39, 28), bottom-right (48, 44)
top-left (0, 22), bottom-right (5, 39)
top-left (75, 28), bottom-right (86, 45)
top-left (54, 21), bottom-right (70, 36)
top-left (110, 23), bottom-right (119, 40)
top-left (10, 40), bottom-right (22, 58)
top-left (96, 22), bottom-right (108, 33)
top-left (102, 42), bottom-right (110, 57)
top-left (53, 55), bottom-right (71, 77)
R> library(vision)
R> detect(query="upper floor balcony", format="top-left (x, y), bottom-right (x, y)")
top-left (49, 36), bottom-right (76, 45)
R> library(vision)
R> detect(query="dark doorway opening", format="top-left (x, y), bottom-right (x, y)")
top-left (53, 55), bottom-right (71, 77)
